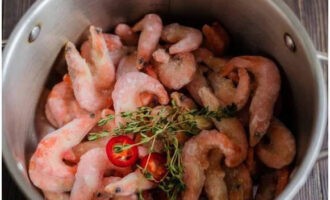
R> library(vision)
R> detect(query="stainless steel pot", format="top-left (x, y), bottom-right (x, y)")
top-left (3, 0), bottom-right (327, 199)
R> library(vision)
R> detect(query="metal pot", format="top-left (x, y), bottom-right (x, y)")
top-left (2, 0), bottom-right (327, 199)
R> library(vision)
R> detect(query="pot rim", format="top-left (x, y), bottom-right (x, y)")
top-left (2, 0), bottom-right (327, 199)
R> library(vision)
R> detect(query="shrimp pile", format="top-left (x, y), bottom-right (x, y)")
top-left (29, 13), bottom-right (296, 200)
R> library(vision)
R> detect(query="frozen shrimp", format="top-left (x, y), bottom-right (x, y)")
top-left (193, 48), bottom-right (213, 63)
top-left (161, 23), bottom-right (202, 54)
top-left (115, 23), bottom-right (139, 46)
top-left (204, 149), bottom-right (228, 200)
top-left (132, 14), bottom-right (162, 69)
top-left (170, 92), bottom-right (197, 110)
top-left (29, 114), bottom-right (99, 193)
top-left (203, 56), bottom-right (228, 73)
top-left (181, 130), bottom-right (241, 200)
top-left (153, 49), bottom-right (197, 89)
top-left (65, 42), bottom-right (112, 112)
top-left (256, 119), bottom-right (296, 169)
top-left (104, 169), bottom-right (155, 197)
top-left (202, 22), bottom-right (230, 56)
top-left (116, 52), bottom-right (139, 79)
top-left (43, 191), bottom-right (69, 200)
top-left (186, 67), bottom-right (211, 105)
top-left (45, 74), bottom-right (86, 128)
top-left (224, 164), bottom-right (253, 200)
top-left (70, 148), bottom-right (130, 200)
top-left (112, 72), bottom-right (169, 124)
top-left (222, 56), bottom-right (281, 146)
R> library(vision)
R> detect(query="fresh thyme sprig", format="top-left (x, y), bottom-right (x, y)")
top-left (88, 103), bottom-right (237, 199)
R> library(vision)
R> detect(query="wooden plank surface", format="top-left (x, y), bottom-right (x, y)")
top-left (2, 0), bottom-right (328, 199)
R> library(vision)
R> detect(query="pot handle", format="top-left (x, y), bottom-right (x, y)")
top-left (316, 50), bottom-right (328, 161)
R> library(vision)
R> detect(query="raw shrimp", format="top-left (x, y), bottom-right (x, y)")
top-left (256, 119), bottom-right (296, 169)
top-left (181, 130), bottom-right (241, 200)
top-left (35, 89), bottom-right (56, 139)
top-left (29, 114), bottom-right (99, 193)
top-left (115, 23), bottom-right (139, 46)
top-left (255, 168), bottom-right (290, 200)
top-left (153, 49), bottom-right (197, 89)
top-left (161, 23), bottom-right (202, 54)
top-left (222, 56), bottom-right (281, 146)
top-left (43, 191), bottom-right (69, 200)
top-left (104, 169), bottom-right (155, 197)
top-left (193, 48), bottom-right (213, 63)
top-left (45, 74), bottom-right (86, 128)
top-left (202, 22), bottom-right (230, 56)
top-left (208, 68), bottom-right (250, 110)
top-left (204, 149), bottom-right (228, 200)
top-left (112, 72), bottom-right (169, 123)
top-left (65, 42), bottom-right (112, 112)
top-left (170, 92), bottom-right (197, 110)
top-left (70, 148), bottom-right (130, 200)
top-left (245, 147), bottom-right (257, 177)
top-left (224, 164), bottom-right (253, 200)
top-left (132, 14), bottom-right (162, 69)
top-left (203, 56), bottom-right (228, 73)
top-left (186, 68), bottom-right (211, 105)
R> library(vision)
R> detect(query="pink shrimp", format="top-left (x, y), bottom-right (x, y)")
top-left (204, 149), bottom-right (228, 200)
top-left (70, 148), bottom-right (130, 200)
top-left (202, 22), bottom-right (230, 56)
top-left (81, 32), bottom-right (125, 67)
top-left (116, 52), bottom-right (139, 80)
top-left (29, 113), bottom-right (99, 193)
top-left (35, 89), bottom-right (56, 139)
top-left (104, 169), bottom-right (155, 197)
top-left (112, 72), bottom-right (169, 124)
top-left (181, 130), bottom-right (241, 200)
top-left (193, 48), bottom-right (213, 63)
top-left (115, 23), bottom-right (139, 46)
top-left (132, 14), bottom-right (162, 69)
top-left (45, 74), bottom-right (86, 128)
top-left (222, 56), bottom-right (281, 146)
top-left (65, 42), bottom-right (112, 112)
top-left (185, 67), bottom-right (211, 105)
top-left (203, 56), bottom-right (229, 73)
top-left (224, 164), bottom-right (253, 200)
top-left (208, 69), bottom-right (250, 110)
top-left (153, 49), bottom-right (197, 89)
top-left (161, 23), bottom-right (202, 54)
top-left (43, 191), bottom-right (69, 200)
top-left (256, 119), bottom-right (296, 169)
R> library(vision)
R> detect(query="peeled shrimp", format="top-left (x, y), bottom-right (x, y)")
top-left (132, 13), bottom-right (162, 69)
top-left (203, 56), bottom-right (228, 72)
top-left (116, 52), bottom-right (139, 79)
top-left (112, 72), bottom-right (169, 123)
top-left (256, 119), bottom-right (296, 169)
top-left (104, 169), bottom-right (154, 197)
top-left (222, 56), bottom-right (281, 146)
top-left (224, 164), bottom-right (253, 200)
top-left (65, 41), bottom-right (112, 112)
top-left (202, 22), bottom-right (230, 56)
top-left (45, 74), bottom-right (86, 128)
top-left (153, 49), bottom-right (197, 89)
top-left (115, 23), bottom-right (139, 46)
top-left (204, 149), bottom-right (228, 200)
top-left (29, 114), bottom-right (98, 193)
top-left (208, 68), bottom-right (250, 110)
top-left (170, 92), bottom-right (197, 110)
top-left (70, 148), bottom-right (130, 200)
top-left (193, 48), bottom-right (213, 63)
top-left (161, 23), bottom-right (202, 54)
top-left (43, 191), bottom-right (69, 200)
top-left (186, 67), bottom-right (211, 105)
top-left (181, 129), bottom-right (241, 200)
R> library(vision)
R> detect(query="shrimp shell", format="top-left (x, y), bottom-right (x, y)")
top-left (161, 23), bottom-right (202, 54)
top-left (181, 130), bottom-right (241, 200)
top-left (222, 56), bottom-right (281, 146)
top-left (115, 23), bottom-right (139, 46)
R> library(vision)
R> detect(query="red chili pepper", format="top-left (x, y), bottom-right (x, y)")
top-left (140, 152), bottom-right (168, 181)
top-left (106, 136), bottom-right (138, 167)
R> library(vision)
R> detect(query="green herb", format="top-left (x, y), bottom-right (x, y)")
top-left (89, 103), bottom-right (237, 198)
top-left (87, 131), bottom-right (109, 141)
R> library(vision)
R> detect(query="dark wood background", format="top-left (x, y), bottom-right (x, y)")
top-left (2, 0), bottom-right (328, 199)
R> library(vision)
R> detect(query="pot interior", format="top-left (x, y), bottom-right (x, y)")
top-left (3, 0), bottom-right (325, 199)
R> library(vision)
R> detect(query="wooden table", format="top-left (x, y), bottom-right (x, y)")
top-left (2, 0), bottom-right (328, 199)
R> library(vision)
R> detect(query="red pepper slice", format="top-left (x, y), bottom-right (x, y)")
top-left (140, 152), bottom-right (168, 181)
top-left (106, 136), bottom-right (138, 167)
